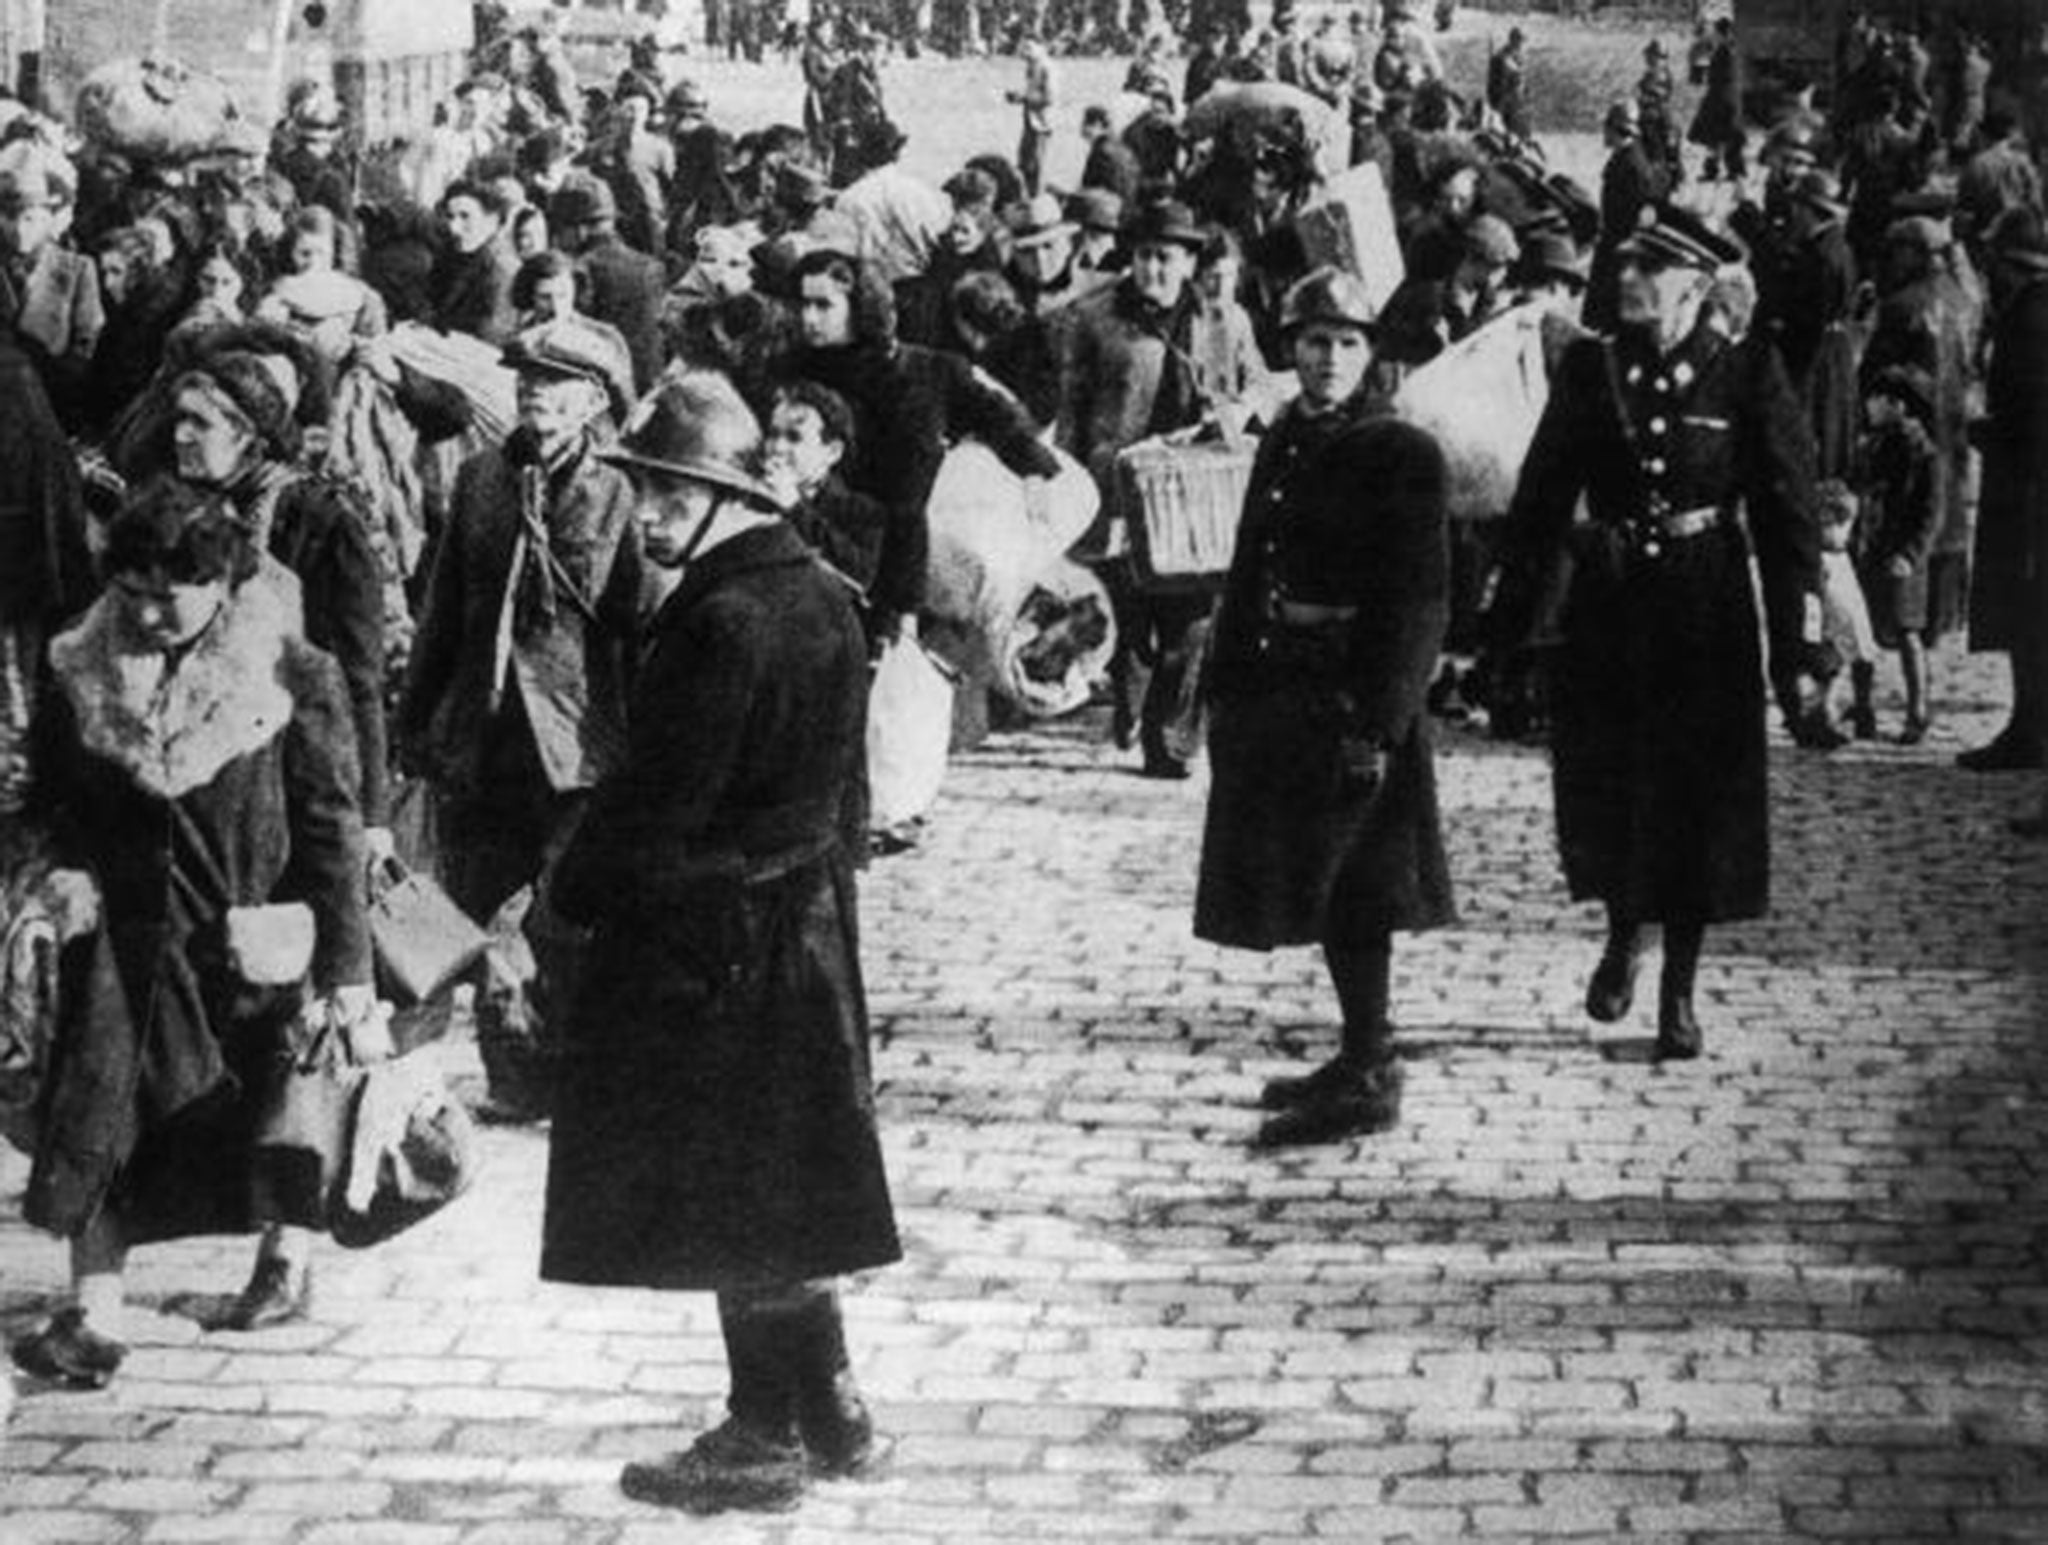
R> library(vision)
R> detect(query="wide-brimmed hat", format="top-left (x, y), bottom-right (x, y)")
top-left (1123, 197), bottom-right (1204, 252)
top-left (1280, 266), bottom-right (1376, 335)
top-left (601, 372), bottom-right (778, 506)
top-left (502, 317), bottom-right (635, 422)
top-left (1461, 213), bottom-right (1520, 268)
top-left (1617, 204), bottom-right (1746, 273)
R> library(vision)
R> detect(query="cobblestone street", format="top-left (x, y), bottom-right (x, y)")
top-left (4, 654), bottom-right (2046, 1543)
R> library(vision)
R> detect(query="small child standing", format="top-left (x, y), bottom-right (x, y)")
top-left (1812, 477), bottom-right (1877, 750)
top-left (1854, 365), bottom-right (1942, 744)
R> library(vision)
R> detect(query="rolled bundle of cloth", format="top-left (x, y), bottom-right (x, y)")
top-left (924, 441), bottom-right (1113, 719)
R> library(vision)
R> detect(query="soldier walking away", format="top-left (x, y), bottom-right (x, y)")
top-left (1195, 269), bottom-right (1455, 1148)
top-left (541, 374), bottom-right (899, 1514)
top-left (1487, 208), bottom-right (1834, 1063)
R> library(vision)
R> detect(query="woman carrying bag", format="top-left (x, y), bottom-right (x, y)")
top-left (10, 481), bottom-right (376, 1389)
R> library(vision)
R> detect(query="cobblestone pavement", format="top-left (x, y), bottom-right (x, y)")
top-left (4, 649), bottom-right (2046, 1543)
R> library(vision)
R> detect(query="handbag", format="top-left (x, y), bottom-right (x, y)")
top-left (368, 856), bottom-right (490, 1006)
top-left (250, 1016), bottom-right (364, 1230)
top-left (866, 636), bottom-right (956, 829)
top-left (330, 1046), bottom-right (478, 1249)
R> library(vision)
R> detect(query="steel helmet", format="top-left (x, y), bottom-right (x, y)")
top-left (1279, 266), bottom-right (1377, 335)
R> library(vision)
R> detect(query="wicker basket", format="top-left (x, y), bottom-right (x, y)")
top-left (1115, 437), bottom-right (1256, 588)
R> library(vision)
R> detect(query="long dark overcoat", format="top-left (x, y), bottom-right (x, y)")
top-left (540, 522), bottom-right (900, 1292)
top-left (1968, 272), bottom-right (2048, 654)
top-left (26, 577), bottom-right (369, 1241)
top-left (1492, 326), bottom-right (1825, 926)
top-left (1195, 392), bottom-right (1457, 950)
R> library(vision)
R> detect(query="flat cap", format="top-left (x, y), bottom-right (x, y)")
top-left (502, 317), bottom-right (635, 420)
top-left (547, 173), bottom-right (617, 227)
top-left (1069, 187), bottom-right (1123, 233)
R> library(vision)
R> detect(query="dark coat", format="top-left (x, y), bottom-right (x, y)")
top-left (1492, 327), bottom-right (1826, 925)
top-left (1196, 393), bottom-right (1456, 950)
top-left (1970, 272), bottom-right (2048, 652)
top-left (785, 340), bottom-right (1055, 620)
top-left (27, 577), bottom-right (369, 1240)
top-left (541, 522), bottom-right (898, 1291)
top-left (1687, 39), bottom-right (1743, 150)
top-left (400, 436), bottom-right (644, 794)
top-left (429, 231), bottom-right (520, 346)
top-left (786, 471), bottom-right (888, 594)
top-left (229, 468), bottom-right (393, 827)
top-left (1082, 135), bottom-right (1144, 203)
top-left (578, 232), bottom-right (668, 393)
top-left (1586, 141), bottom-right (1669, 332)
top-left (0, 325), bottom-right (92, 628)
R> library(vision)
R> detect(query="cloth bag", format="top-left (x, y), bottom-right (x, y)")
top-left (368, 856), bottom-right (490, 1006)
top-left (866, 637), bottom-right (956, 829)
top-left (330, 1047), bottom-right (478, 1249)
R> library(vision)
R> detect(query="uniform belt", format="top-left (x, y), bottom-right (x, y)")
top-left (1657, 505), bottom-right (1729, 540)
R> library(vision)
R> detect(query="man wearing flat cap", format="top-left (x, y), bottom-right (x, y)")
top-left (1487, 205), bottom-right (1834, 1063)
top-left (540, 372), bottom-right (898, 1515)
top-left (1196, 267), bottom-right (1455, 1147)
top-left (399, 316), bottom-right (645, 1123)
top-left (548, 173), bottom-right (666, 394)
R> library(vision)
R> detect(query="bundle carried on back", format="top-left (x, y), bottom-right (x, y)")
top-left (75, 57), bottom-right (248, 163)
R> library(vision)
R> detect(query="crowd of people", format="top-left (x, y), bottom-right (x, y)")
top-left (2, 0), bottom-right (2046, 1519)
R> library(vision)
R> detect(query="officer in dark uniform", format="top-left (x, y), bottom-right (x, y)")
top-left (1487, 207), bottom-right (1834, 1062)
top-left (1195, 268), bottom-right (1456, 1147)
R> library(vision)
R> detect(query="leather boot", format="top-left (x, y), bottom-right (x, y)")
top-left (790, 1289), bottom-right (882, 1478)
top-left (1253, 1056), bottom-right (1404, 1147)
top-left (1584, 943), bottom-right (1642, 1023)
top-left (620, 1295), bottom-right (806, 1513)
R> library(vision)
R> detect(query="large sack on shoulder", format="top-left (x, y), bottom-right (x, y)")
top-left (76, 57), bottom-right (247, 163)
top-left (1393, 302), bottom-right (1554, 522)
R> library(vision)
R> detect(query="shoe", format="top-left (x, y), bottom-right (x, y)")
top-left (1252, 1058), bottom-right (1404, 1148)
top-left (11, 1307), bottom-right (127, 1388)
top-left (1790, 715), bottom-right (1848, 752)
top-left (619, 1420), bottom-right (808, 1514)
top-left (1140, 752), bottom-right (1190, 780)
top-left (1896, 715), bottom-right (1930, 747)
top-left (472, 1091), bottom-right (551, 1125)
top-left (1584, 947), bottom-right (1641, 1024)
top-left (1653, 994), bottom-right (1703, 1062)
top-left (212, 1255), bottom-right (312, 1332)
top-left (1958, 733), bottom-right (2043, 773)
top-left (1258, 1051), bottom-right (1379, 1111)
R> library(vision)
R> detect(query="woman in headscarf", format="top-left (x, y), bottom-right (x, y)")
top-left (9, 482), bottom-right (373, 1388)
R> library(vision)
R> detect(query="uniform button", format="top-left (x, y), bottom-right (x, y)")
top-left (1626, 365), bottom-right (1644, 385)
top-left (1650, 417), bottom-right (1668, 434)
top-left (1647, 457), bottom-right (1667, 474)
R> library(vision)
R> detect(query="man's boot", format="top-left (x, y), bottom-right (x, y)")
top-left (620, 1294), bottom-right (807, 1513)
top-left (1654, 921), bottom-right (1705, 1063)
top-left (789, 1287), bottom-right (883, 1478)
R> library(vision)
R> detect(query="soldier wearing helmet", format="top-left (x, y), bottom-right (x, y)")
top-left (1194, 266), bottom-right (1457, 1147)
top-left (542, 372), bottom-right (900, 1515)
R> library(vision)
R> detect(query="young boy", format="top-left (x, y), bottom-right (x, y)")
top-left (760, 379), bottom-right (887, 607)
top-left (1854, 364), bottom-right (1941, 743)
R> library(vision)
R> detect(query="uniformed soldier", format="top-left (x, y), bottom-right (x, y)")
top-left (1487, 207), bottom-right (1835, 1062)
top-left (1194, 268), bottom-right (1456, 1147)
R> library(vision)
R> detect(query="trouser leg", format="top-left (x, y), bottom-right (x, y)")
top-left (1325, 936), bottom-right (1395, 1066)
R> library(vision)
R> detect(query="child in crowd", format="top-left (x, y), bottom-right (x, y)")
top-left (1813, 477), bottom-right (1877, 749)
top-left (1854, 365), bottom-right (1941, 744)
top-left (759, 378), bottom-right (887, 604)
